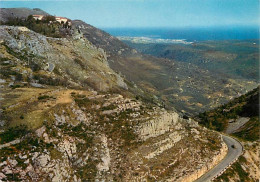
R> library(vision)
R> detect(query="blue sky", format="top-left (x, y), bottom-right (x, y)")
top-left (0, 0), bottom-right (259, 28)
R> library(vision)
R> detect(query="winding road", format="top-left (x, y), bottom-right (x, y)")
top-left (195, 135), bottom-right (243, 182)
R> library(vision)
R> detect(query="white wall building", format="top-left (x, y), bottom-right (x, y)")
top-left (32, 15), bottom-right (44, 20)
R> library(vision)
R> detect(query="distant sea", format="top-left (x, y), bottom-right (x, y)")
top-left (102, 26), bottom-right (259, 41)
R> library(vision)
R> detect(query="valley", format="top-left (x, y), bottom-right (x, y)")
top-left (123, 38), bottom-right (259, 81)
top-left (119, 38), bottom-right (258, 115)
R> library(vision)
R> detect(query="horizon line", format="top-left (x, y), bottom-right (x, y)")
top-left (99, 25), bottom-right (259, 29)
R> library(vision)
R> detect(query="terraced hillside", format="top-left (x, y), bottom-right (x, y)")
top-left (0, 85), bottom-right (226, 181)
top-left (0, 8), bottom-right (228, 181)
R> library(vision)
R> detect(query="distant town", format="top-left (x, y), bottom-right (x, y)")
top-left (118, 36), bottom-right (193, 44)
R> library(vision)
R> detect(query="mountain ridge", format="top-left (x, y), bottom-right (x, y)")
top-left (0, 8), bottom-right (49, 22)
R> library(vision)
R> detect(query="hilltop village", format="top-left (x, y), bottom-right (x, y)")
top-left (32, 15), bottom-right (71, 26)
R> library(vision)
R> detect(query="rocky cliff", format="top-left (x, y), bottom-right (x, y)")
top-left (0, 85), bottom-right (226, 181)
top-left (0, 25), bottom-right (127, 91)
top-left (181, 138), bottom-right (228, 182)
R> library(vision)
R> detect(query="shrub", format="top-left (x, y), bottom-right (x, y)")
top-left (11, 85), bottom-right (21, 89)
top-left (38, 95), bottom-right (50, 100)
top-left (1, 16), bottom-right (68, 38)
top-left (0, 69), bottom-right (18, 78)
top-left (101, 104), bottom-right (117, 111)
top-left (15, 73), bottom-right (23, 81)
top-left (42, 15), bottom-right (56, 23)
top-left (0, 125), bottom-right (29, 144)
top-left (74, 58), bottom-right (86, 69)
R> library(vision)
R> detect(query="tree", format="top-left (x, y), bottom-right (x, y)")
top-left (42, 15), bottom-right (56, 23)
top-left (64, 21), bottom-right (69, 28)
top-left (27, 15), bottom-right (35, 27)
top-left (27, 15), bottom-right (33, 21)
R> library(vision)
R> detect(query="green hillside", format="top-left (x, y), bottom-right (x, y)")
top-left (196, 86), bottom-right (259, 141)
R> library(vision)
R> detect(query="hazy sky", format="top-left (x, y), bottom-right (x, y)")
top-left (0, 0), bottom-right (259, 28)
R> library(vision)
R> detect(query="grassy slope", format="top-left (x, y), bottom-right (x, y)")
top-left (196, 86), bottom-right (259, 141)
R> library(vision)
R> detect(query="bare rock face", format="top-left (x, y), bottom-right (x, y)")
top-left (96, 134), bottom-right (111, 180)
top-left (72, 20), bottom-right (132, 56)
top-left (115, 73), bottom-right (128, 90)
top-left (44, 63), bottom-right (55, 72)
top-left (0, 26), bottom-right (51, 56)
top-left (54, 114), bottom-right (66, 125)
top-left (35, 126), bottom-right (46, 137)
top-left (180, 140), bottom-right (228, 182)
top-left (0, 25), bottom-right (128, 91)
top-left (71, 105), bottom-right (88, 124)
top-left (32, 152), bottom-right (75, 182)
top-left (136, 111), bottom-right (180, 141)
top-left (57, 137), bottom-right (77, 159)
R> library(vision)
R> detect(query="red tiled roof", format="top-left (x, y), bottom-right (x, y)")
top-left (55, 17), bottom-right (68, 19)
top-left (55, 17), bottom-right (71, 21)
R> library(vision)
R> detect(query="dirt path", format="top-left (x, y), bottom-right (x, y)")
top-left (0, 139), bottom-right (21, 150)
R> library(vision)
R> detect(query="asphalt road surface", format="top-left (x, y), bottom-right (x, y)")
top-left (195, 135), bottom-right (243, 182)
